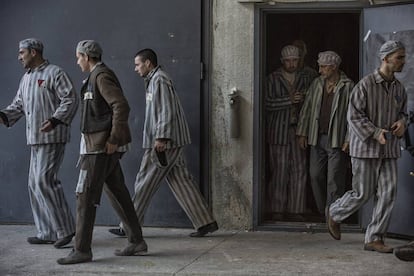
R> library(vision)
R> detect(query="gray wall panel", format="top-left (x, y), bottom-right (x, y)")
top-left (0, 0), bottom-right (202, 227)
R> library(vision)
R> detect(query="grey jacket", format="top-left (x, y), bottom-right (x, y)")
top-left (297, 71), bottom-right (354, 148)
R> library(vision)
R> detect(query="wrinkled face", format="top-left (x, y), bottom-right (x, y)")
top-left (281, 57), bottom-right (299, 73)
top-left (385, 48), bottom-right (406, 73)
top-left (318, 64), bottom-right (336, 79)
top-left (134, 56), bottom-right (151, 77)
top-left (76, 52), bottom-right (90, 72)
top-left (18, 48), bottom-right (35, 69)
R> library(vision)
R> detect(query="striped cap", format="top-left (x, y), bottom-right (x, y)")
top-left (19, 38), bottom-right (44, 53)
top-left (76, 40), bottom-right (103, 58)
top-left (317, 51), bottom-right (341, 66)
top-left (379, 40), bottom-right (405, 60)
top-left (281, 45), bottom-right (299, 59)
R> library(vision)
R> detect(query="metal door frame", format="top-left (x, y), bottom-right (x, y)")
top-left (253, 2), bottom-right (367, 232)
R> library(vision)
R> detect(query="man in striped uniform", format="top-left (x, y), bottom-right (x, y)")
top-left (265, 45), bottom-right (316, 221)
top-left (0, 38), bottom-right (77, 248)
top-left (109, 48), bottom-right (218, 237)
top-left (326, 40), bottom-right (407, 253)
top-left (297, 51), bottom-right (354, 215)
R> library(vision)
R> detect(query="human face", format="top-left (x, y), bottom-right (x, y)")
top-left (318, 64), bottom-right (336, 80)
top-left (134, 56), bottom-right (151, 77)
top-left (281, 57), bottom-right (299, 73)
top-left (18, 48), bottom-right (35, 69)
top-left (385, 48), bottom-right (405, 73)
top-left (76, 52), bottom-right (90, 72)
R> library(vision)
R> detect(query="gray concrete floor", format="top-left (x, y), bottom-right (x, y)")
top-left (0, 224), bottom-right (412, 275)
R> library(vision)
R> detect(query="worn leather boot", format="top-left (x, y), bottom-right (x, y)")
top-left (114, 240), bottom-right (148, 256)
top-left (326, 207), bottom-right (341, 240)
top-left (57, 249), bottom-right (93, 265)
top-left (394, 241), bottom-right (414, 261)
top-left (27, 237), bottom-right (54, 245)
top-left (54, 233), bottom-right (75, 248)
top-left (364, 240), bottom-right (393, 253)
top-left (190, 221), bottom-right (219, 237)
top-left (108, 227), bottom-right (126, 237)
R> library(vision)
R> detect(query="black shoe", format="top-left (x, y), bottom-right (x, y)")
top-left (57, 249), bottom-right (92, 265)
top-left (54, 233), bottom-right (75, 248)
top-left (114, 240), bottom-right (148, 256)
top-left (108, 228), bottom-right (126, 237)
top-left (27, 237), bottom-right (54, 245)
top-left (394, 241), bottom-right (414, 261)
top-left (190, 221), bottom-right (218, 237)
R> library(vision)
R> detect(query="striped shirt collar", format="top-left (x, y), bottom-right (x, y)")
top-left (27, 60), bottom-right (49, 74)
top-left (374, 68), bottom-right (396, 84)
top-left (145, 65), bottom-right (160, 81)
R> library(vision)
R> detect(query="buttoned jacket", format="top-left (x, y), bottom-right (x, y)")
top-left (81, 63), bottom-right (131, 152)
top-left (265, 68), bottom-right (315, 145)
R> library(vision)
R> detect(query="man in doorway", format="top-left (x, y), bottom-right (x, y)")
top-left (57, 40), bottom-right (147, 264)
top-left (109, 48), bottom-right (218, 238)
top-left (326, 40), bottom-right (407, 253)
top-left (297, 51), bottom-right (354, 215)
top-left (265, 45), bottom-right (315, 221)
top-left (0, 38), bottom-right (77, 248)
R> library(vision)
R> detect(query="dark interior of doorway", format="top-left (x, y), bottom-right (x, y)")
top-left (262, 11), bottom-right (360, 226)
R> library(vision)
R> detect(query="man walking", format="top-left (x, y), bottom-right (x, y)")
top-left (0, 38), bottom-right (77, 248)
top-left (109, 48), bottom-right (218, 237)
top-left (326, 40), bottom-right (407, 253)
top-left (297, 51), bottom-right (354, 215)
top-left (57, 40), bottom-right (147, 264)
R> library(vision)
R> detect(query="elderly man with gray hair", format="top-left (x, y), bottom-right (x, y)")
top-left (326, 40), bottom-right (407, 254)
top-left (0, 38), bottom-right (77, 248)
top-left (297, 51), bottom-right (354, 216)
top-left (57, 40), bottom-right (147, 265)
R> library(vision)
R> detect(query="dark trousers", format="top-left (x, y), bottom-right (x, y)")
top-left (75, 152), bottom-right (143, 253)
top-left (309, 134), bottom-right (348, 214)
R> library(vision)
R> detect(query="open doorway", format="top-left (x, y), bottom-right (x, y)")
top-left (260, 11), bottom-right (360, 227)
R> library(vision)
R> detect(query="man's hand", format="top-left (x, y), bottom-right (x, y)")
top-left (40, 120), bottom-right (53, 132)
top-left (391, 120), bottom-right (406, 137)
top-left (298, 136), bottom-right (307, 150)
top-left (291, 91), bottom-right (304, 104)
top-left (342, 142), bottom-right (349, 153)
top-left (375, 129), bottom-right (387, 145)
top-left (105, 142), bottom-right (118, 154)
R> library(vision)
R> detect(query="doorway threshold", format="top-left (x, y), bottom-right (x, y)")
top-left (257, 222), bottom-right (363, 234)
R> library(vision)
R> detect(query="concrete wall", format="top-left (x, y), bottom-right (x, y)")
top-left (210, 1), bottom-right (255, 230)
